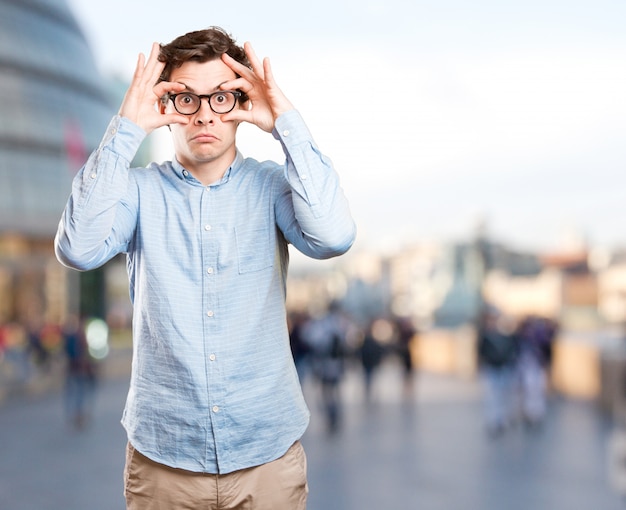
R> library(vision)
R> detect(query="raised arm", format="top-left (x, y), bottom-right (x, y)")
top-left (55, 44), bottom-right (188, 271)
top-left (221, 43), bottom-right (356, 258)
top-left (272, 111), bottom-right (356, 259)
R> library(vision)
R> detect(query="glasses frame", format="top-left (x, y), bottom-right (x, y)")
top-left (164, 90), bottom-right (243, 115)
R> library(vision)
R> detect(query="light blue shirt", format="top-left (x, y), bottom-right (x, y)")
top-left (55, 110), bottom-right (356, 473)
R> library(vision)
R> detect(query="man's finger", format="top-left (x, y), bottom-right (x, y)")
top-left (221, 52), bottom-right (252, 78)
top-left (243, 42), bottom-right (264, 78)
top-left (144, 42), bottom-right (163, 85)
top-left (161, 114), bottom-right (190, 126)
top-left (153, 81), bottom-right (187, 98)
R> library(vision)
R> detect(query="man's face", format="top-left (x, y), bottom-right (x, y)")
top-left (162, 59), bottom-right (241, 176)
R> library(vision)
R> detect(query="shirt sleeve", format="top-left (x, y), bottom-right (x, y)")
top-left (273, 110), bottom-right (357, 259)
top-left (54, 116), bottom-right (145, 271)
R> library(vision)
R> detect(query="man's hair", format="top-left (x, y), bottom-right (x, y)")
top-left (158, 26), bottom-right (250, 103)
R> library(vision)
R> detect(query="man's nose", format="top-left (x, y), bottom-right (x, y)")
top-left (195, 100), bottom-right (216, 124)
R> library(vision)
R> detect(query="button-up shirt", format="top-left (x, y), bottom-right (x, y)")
top-left (55, 110), bottom-right (356, 473)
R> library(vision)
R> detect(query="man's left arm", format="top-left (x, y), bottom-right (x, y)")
top-left (220, 43), bottom-right (356, 257)
top-left (273, 110), bottom-right (356, 259)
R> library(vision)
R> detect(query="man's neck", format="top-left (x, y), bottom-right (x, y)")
top-left (180, 152), bottom-right (236, 186)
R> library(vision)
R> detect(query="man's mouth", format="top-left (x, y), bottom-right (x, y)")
top-left (192, 133), bottom-right (218, 143)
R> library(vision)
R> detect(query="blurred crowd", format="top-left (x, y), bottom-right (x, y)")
top-left (289, 301), bottom-right (559, 438)
top-left (1, 302), bottom-right (559, 437)
top-left (476, 305), bottom-right (558, 437)
top-left (0, 319), bottom-right (64, 382)
top-left (288, 303), bottom-right (418, 434)
top-left (0, 316), bottom-right (99, 428)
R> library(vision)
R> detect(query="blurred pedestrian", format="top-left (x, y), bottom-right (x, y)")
top-left (26, 318), bottom-right (50, 372)
top-left (62, 315), bottom-right (97, 429)
top-left (359, 319), bottom-right (386, 402)
top-left (515, 315), bottom-right (557, 428)
top-left (289, 311), bottom-right (312, 384)
top-left (394, 316), bottom-right (417, 398)
top-left (0, 322), bottom-right (31, 382)
top-left (54, 26), bottom-right (355, 509)
top-left (0, 322), bottom-right (6, 362)
top-left (304, 302), bottom-right (352, 433)
top-left (477, 307), bottom-right (519, 437)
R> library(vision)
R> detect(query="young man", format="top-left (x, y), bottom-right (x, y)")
top-left (55, 27), bottom-right (355, 509)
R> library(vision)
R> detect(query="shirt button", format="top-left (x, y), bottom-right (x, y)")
top-left (204, 225), bottom-right (212, 231)
top-left (182, 170), bottom-right (189, 177)
top-left (212, 405), bottom-right (220, 413)
top-left (207, 310), bottom-right (214, 317)
top-left (282, 129), bottom-right (290, 137)
top-left (301, 175), bottom-right (307, 180)
top-left (110, 128), bottom-right (117, 135)
top-left (90, 173), bottom-right (97, 179)
top-left (207, 267), bottom-right (214, 274)
top-left (209, 354), bottom-right (216, 361)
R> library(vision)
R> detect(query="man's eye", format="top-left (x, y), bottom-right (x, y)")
top-left (180, 95), bottom-right (194, 104)
top-left (214, 94), bottom-right (227, 104)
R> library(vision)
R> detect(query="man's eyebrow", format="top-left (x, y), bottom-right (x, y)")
top-left (176, 81), bottom-right (230, 93)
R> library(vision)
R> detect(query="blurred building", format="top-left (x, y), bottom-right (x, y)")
top-left (0, 0), bottom-right (115, 326)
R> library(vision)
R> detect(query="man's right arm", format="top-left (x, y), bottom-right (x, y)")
top-left (56, 42), bottom-right (188, 271)
top-left (54, 116), bottom-right (145, 271)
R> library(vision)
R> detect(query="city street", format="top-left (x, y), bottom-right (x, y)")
top-left (0, 356), bottom-right (624, 510)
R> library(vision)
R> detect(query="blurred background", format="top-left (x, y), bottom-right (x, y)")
top-left (1, 0), bottom-right (626, 508)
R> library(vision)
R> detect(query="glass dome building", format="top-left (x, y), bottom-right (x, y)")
top-left (0, 0), bottom-right (114, 236)
top-left (0, 0), bottom-right (115, 327)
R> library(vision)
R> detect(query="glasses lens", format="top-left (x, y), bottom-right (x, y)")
top-left (210, 92), bottom-right (237, 113)
top-left (174, 93), bottom-right (200, 114)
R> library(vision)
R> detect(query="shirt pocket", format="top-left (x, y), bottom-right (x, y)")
top-left (235, 224), bottom-right (274, 274)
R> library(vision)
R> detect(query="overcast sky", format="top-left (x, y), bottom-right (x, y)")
top-left (67, 0), bottom-right (626, 256)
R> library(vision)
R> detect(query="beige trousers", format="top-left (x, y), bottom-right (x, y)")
top-left (124, 441), bottom-right (308, 510)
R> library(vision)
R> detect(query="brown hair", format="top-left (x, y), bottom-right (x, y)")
top-left (158, 27), bottom-right (250, 102)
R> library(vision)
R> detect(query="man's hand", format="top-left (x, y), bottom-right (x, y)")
top-left (118, 42), bottom-right (189, 133)
top-left (220, 42), bottom-right (295, 133)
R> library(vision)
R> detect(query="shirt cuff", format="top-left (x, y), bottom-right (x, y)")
top-left (99, 115), bottom-right (147, 163)
top-left (272, 110), bottom-right (314, 146)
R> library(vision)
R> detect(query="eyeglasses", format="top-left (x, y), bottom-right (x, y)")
top-left (163, 90), bottom-right (242, 115)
